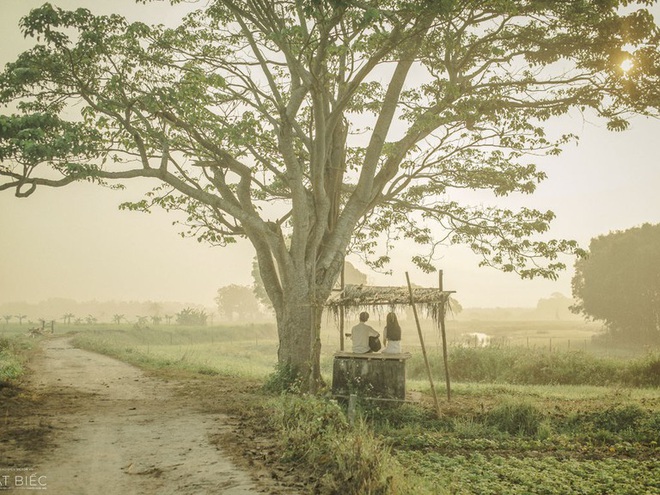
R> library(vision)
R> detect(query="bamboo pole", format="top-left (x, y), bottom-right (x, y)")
top-left (405, 272), bottom-right (442, 418)
top-left (339, 262), bottom-right (345, 351)
top-left (438, 270), bottom-right (451, 401)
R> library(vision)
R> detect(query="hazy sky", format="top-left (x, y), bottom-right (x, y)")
top-left (1, 0), bottom-right (658, 309)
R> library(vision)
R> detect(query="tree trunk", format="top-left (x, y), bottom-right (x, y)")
top-left (274, 283), bottom-right (324, 391)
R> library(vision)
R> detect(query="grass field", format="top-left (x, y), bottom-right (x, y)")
top-left (2, 319), bottom-right (659, 494)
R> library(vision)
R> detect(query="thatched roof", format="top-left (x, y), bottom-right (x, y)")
top-left (327, 284), bottom-right (452, 307)
top-left (326, 284), bottom-right (455, 323)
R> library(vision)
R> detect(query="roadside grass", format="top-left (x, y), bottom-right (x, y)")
top-left (50, 324), bottom-right (660, 494)
top-left (267, 393), bottom-right (436, 494)
top-left (0, 336), bottom-right (34, 384)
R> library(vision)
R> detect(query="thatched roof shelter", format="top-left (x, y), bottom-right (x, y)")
top-left (328, 277), bottom-right (455, 405)
top-left (326, 284), bottom-right (455, 324)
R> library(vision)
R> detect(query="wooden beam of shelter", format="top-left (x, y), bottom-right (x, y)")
top-left (327, 284), bottom-right (454, 307)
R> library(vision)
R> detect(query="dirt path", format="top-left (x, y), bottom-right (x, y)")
top-left (3, 338), bottom-right (271, 494)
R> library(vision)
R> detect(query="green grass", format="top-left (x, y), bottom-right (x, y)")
top-left (70, 324), bottom-right (279, 377)
top-left (406, 346), bottom-right (660, 387)
top-left (0, 336), bottom-right (33, 383)
top-left (266, 393), bottom-right (433, 494)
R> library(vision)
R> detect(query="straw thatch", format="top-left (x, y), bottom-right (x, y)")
top-left (326, 284), bottom-right (454, 324)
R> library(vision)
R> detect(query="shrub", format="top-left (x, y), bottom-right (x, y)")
top-left (485, 398), bottom-right (546, 436)
top-left (589, 404), bottom-right (647, 434)
top-left (262, 362), bottom-right (302, 393)
top-left (175, 307), bottom-right (208, 325)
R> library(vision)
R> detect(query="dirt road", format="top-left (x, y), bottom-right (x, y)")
top-left (1, 338), bottom-right (274, 494)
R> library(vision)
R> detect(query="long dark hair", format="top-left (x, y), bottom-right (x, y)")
top-left (385, 312), bottom-right (400, 333)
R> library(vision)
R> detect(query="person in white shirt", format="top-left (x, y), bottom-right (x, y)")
top-left (351, 311), bottom-right (379, 353)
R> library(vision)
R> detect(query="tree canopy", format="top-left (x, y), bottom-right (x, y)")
top-left (1, 0), bottom-right (658, 386)
top-left (215, 284), bottom-right (263, 320)
top-left (571, 223), bottom-right (660, 343)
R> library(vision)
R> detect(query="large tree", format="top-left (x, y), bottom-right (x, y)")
top-left (215, 284), bottom-right (262, 320)
top-left (0, 0), bottom-right (658, 388)
top-left (571, 223), bottom-right (660, 343)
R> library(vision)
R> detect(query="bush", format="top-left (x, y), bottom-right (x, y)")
top-left (588, 404), bottom-right (647, 434)
top-left (485, 398), bottom-right (546, 436)
top-left (175, 307), bottom-right (208, 325)
top-left (262, 362), bottom-right (302, 393)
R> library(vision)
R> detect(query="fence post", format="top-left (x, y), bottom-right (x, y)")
top-left (438, 270), bottom-right (451, 402)
top-left (348, 394), bottom-right (357, 426)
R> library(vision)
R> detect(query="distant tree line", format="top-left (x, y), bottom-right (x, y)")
top-left (0, 299), bottom-right (210, 325)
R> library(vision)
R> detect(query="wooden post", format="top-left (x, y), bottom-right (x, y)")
top-left (339, 262), bottom-right (345, 351)
top-left (348, 394), bottom-right (357, 426)
top-left (406, 272), bottom-right (442, 418)
top-left (438, 271), bottom-right (451, 401)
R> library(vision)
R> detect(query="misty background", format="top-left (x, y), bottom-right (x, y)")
top-left (1, 0), bottom-right (659, 318)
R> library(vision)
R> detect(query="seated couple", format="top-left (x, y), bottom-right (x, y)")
top-left (351, 311), bottom-right (402, 354)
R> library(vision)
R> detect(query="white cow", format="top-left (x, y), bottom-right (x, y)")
top-left (461, 332), bottom-right (491, 347)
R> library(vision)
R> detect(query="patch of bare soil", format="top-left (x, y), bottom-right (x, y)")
top-left (0, 338), bottom-right (303, 494)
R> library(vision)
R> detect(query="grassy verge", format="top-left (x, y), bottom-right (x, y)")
top-left (266, 393), bottom-right (433, 494)
top-left (0, 336), bottom-right (34, 384)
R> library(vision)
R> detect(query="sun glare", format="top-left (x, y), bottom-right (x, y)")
top-left (620, 59), bottom-right (634, 72)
